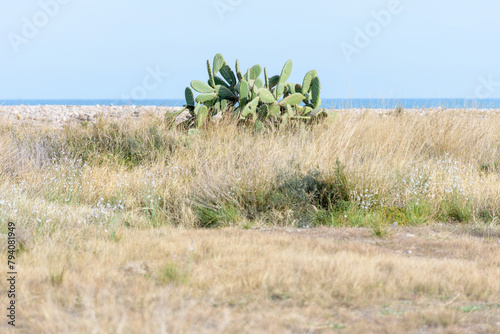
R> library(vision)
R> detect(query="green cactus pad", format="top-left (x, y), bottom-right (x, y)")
top-left (279, 93), bottom-right (305, 107)
top-left (241, 97), bottom-right (260, 118)
top-left (254, 119), bottom-right (265, 132)
top-left (239, 79), bottom-right (250, 106)
top-left (220, 64), bottom-right (237, 87)
top-left (248, 65), bottom-right (262, 80)
top-left (310, 108), bottom-right (326, 117)
top-left (301, 70), bottom-right (317, 93)
top-left (216, 85), bottom-right (237, 100)
top-left (221, 99), bottom-right (228, 111)
top-left (268, 102), bottom-right (280, 117)
top-left (295, 84), bottom-right (302, 94)
top-left (207, 60), bottom-right (216, 88)
top-left (213, 101), bottom-right (221, 114)
top-left (203, 99), bottom-right (216, 108)
top-left (257, 104), bottom-right (269, 119)
top-left (213, 53), bottom-right (225, 76)
top-left (251, 85), bottom-right (260, 100)
top-left (195, 93), bottom-right (217, 103)
top-left (275, 83), bottom-right (285, 99)
top-left (185, 87), bottom-right (195, 107)
top-left (258, 88), bottom-right (276, 103)
top-left (278, 60), bottom-right (293, 85)
top-left (254, 78), bottom-right (263, 89)
top-left (285, 82), bottom-right (296, 94)
top-left (235, 59), bottom-right (243, 81)
top-left (313, 98), bottom-right (322, 110)
top-left (193, 103), bottom-right (201, 116)
top-left (281, 112), bottom-right (289, 127)
top-left (191, 80), bottom-right (215, 93)
top-left (269, 75), bottom-right (280, 88)
top-left (264, 67), bottom-right (269, 88)
top-left (303, 106), bottom-right (313, 115)
top-left (196, 105), bottom-right (208, 128)
top-left (214, 76), bottom-right (229, 88)
top-left (311, 76), bottom-right (321, 108)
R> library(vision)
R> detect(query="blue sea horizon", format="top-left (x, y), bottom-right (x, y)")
top-left (2, 98), bottom-right (500, 109)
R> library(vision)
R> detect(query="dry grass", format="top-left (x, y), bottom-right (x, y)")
top-left (0, 109), bottom-right (499, 333)
top-left (2, 225), bottom-right (500, 333)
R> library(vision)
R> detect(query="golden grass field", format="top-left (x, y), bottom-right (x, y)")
top-left (1, 109), bottom-right (499, 333)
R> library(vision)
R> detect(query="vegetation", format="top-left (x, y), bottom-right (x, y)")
top-left (1, 109), bottom-right (499, 230)
top-left (181, 54), bottom-right (329, 129)
top-left (1, 108), bottom-right (499, 333)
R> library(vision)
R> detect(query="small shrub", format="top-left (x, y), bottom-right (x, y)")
top-left (156, 262), bottom-right (187, 285)
top-left (440, 192), bottom-right (473, 223)
top-left (371, 221), bottom-right (389, 238)
top-left (311, 208), bottom-right (343, 227)
top-left (277, 163), bottom-right (350, 211)
top-left (49, 269), bottom-right (65, 287)
top-left (479, 162), bottom-right (498, 174)
top-left (402, 201), bottom-right (432, 225)
top-left (394, 105), bottom-right (404, 115)
top-left (194, 202), bottom-right (242, 228)
top-left (477, 207), bottom-right (500, 224)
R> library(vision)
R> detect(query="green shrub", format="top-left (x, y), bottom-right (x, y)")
top-left (440, 192), bottom-right (473, 223)
top-left (194, 202), bottom-right (242, 228)
top-left (275, 163), bottom-right (350, 211)
top-left (156, 262), bottom-right (188, 285)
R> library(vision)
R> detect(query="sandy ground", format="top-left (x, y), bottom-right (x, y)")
top-left (0, 105), bottom-right (183, 128)
top-left (1, 105), bottom-right (499, 128)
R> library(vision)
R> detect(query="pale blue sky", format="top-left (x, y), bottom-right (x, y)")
top-left (1, 0), bottom-right (499, 99)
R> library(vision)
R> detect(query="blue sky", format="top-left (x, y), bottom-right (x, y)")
top-left (1, 0), bottom-right (499, 99)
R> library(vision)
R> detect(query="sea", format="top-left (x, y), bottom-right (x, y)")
top-left (2, 98), bottom-right (500, 109)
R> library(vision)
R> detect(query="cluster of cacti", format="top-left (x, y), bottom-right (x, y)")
top-left (182, 54), bottom-right (328, 128)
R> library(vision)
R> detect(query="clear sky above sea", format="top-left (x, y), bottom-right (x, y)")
top-left (1, 0), bottom-right (499, 100)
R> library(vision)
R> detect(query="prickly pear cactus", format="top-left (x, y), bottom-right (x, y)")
top-left (180, 53), bottom-right (328, 128)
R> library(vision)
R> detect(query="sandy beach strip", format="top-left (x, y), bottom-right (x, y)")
top-left (1, 105), bottom-right (499, 128)
top-left (0, 105), bottom-right (184, 128)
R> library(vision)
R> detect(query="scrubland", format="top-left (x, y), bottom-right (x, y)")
top-left (0, 109), bottom-right (499, 333)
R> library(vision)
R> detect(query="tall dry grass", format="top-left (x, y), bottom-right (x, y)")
top-left (1, 109), bottom-right (498, 232)
top-left (0, 109), bottom-right (499, 332)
